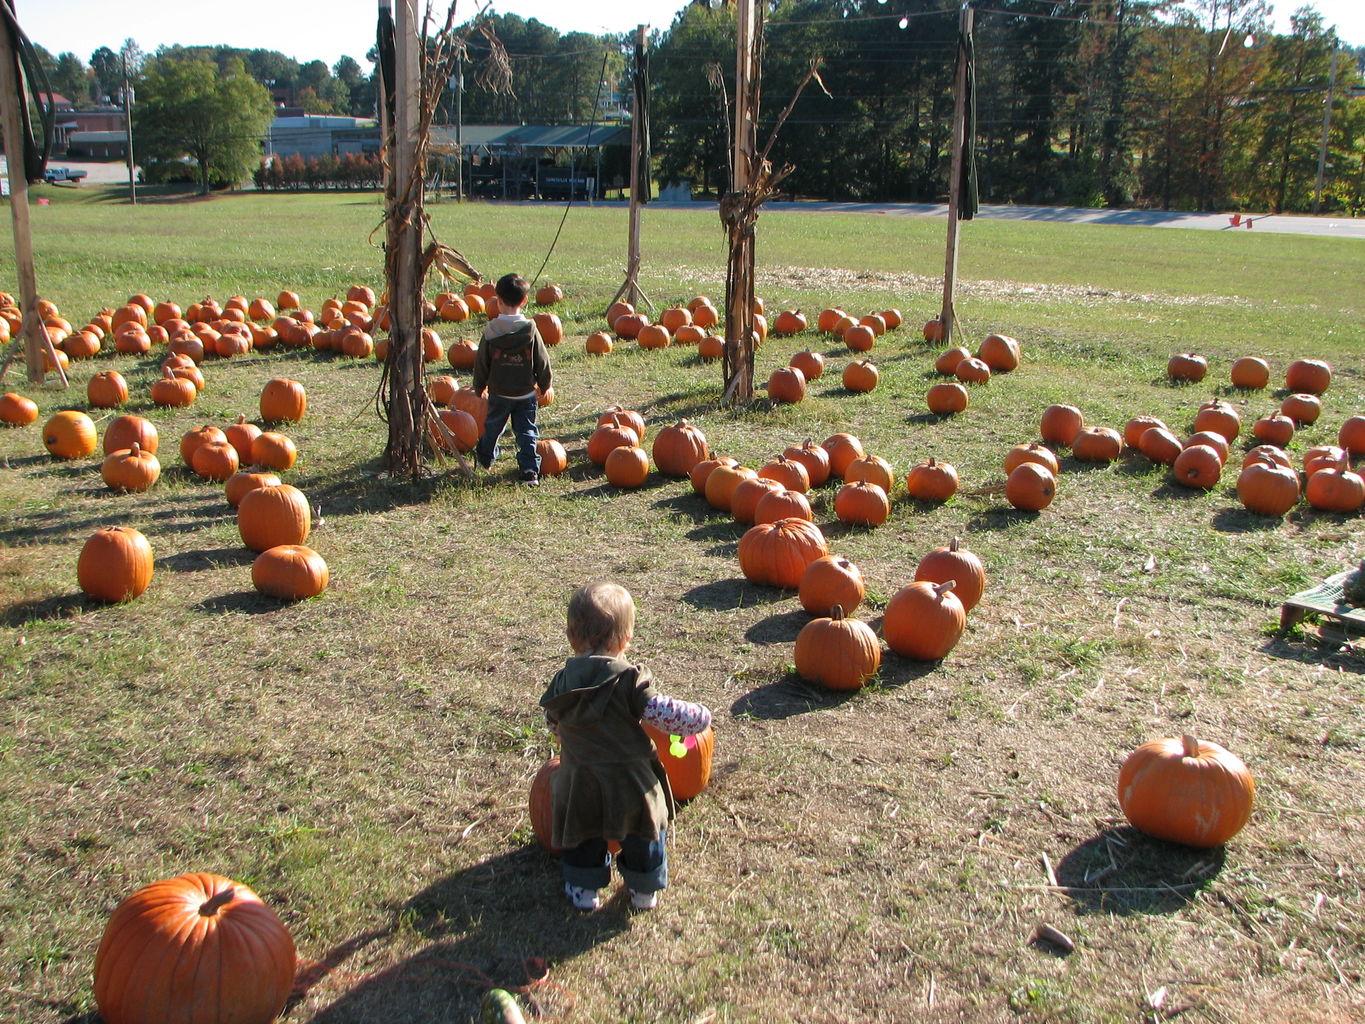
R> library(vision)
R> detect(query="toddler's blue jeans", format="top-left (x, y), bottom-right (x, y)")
top-left (560, 829), bottom-right (667, 894)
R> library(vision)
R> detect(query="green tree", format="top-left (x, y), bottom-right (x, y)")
top-left (50, 52), bottom-right (91, 104)
top-left (133, 55), bottom-right (273, 194)
top-left (90, 47), bottom-right (122, 103)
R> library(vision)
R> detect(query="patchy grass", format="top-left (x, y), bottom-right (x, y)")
top-left (2, 193), bottom-right (1365, 1024)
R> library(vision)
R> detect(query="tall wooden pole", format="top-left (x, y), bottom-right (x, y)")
top-left (123, 54), bottom-right (136, 205)
top-left (612, 24), bottom-right (648, 309)
top-left (722, 0), bottom-right (758, 404)
top-left (939, 4), bottom-right (973, 343)
top-left (383, 0), bottom-right (425, 475)
top-left (0, 5), bottom-right (63, 385)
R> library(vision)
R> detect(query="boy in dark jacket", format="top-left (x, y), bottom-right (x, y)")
top-left (471, 273), bottom-right (553, 484)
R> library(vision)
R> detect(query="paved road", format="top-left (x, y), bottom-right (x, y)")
top-left (643, 199), bottom-right (1365, 240)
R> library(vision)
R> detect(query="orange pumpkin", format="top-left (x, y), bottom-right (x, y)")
top-left (914, 537), bottom-right (985, 612)
top-left (253, 544), bottom-right (330, 600)
top-left (43, 410), bottom-right (97, 459)
top-left (834, 481), bottom-right (890, 526)
top-left (1118, 735), bottom-right (1255, 847)
top-left (882, 580), bottom-right (967, 660)
top-left (0, 391), bottom-right (39, 426)
top-left (794, 606), bottom-right (882, 690)
top-left (94, 872), bottom-right (296, 1024)
top-left (737, 517), bottom-right (829, 588)
top-left (644, 722), bottom-right (715, 800)
top-left (77, 526), bottom-right (153, 603)
top-left (926, 381), bottom-right (970, 415)
top-left (1005, 462), bottom-right (1056, 511)
top-left (651, 420), bottom-right (709, 478)
top-left (104, 414), bottom-right (158, 456)
top-left (799, 554), bottom-right (866, 615)
top-left (605, 444), bottom-right (651, 487)
top-left (237, 483), bottom-right (311, 552)
top-left (1039, 404), bottom-right (1084, 446)
top-left (536, 438), bottom-right (568, 476)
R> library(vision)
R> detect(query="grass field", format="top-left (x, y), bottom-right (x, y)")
top-left (2, 186), bottom-right (1364, 1024)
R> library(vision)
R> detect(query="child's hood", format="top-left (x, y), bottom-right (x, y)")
top-left (540, 654), bottom-right (636, 721)
top-left (484, 312), bottom-right (532, 341)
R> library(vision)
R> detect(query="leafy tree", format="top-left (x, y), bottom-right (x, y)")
top-left (90, 47), bottom-right (123, 103)
top-left (50, 52), bottom-right (91, 104)
top-left (132, 55), bottom-right (273, 194)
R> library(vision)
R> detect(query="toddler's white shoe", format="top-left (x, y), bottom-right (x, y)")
top-left (629, 889), bottom-right (658, 910)
top-left (564, 883), bottom-right (601, 911)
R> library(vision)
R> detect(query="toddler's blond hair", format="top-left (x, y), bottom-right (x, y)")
top-left (567, 581), bottom-right (635, 655)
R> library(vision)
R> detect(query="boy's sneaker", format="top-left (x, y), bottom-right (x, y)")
top-left (564, 883), bottom-right (601, 911)
top-left (519, 470), bottom-right (539, 486)
top-left (629, 889), bottom-right (658, 910)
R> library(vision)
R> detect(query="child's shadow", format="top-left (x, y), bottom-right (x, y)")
top-left (304, 848), bottom-right (627, 1023)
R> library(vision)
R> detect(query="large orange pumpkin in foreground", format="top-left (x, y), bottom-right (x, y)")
top-left (93, 872), bottom-right (296, 1024)
top-left (1117, 735), bottom-right (1255, 848)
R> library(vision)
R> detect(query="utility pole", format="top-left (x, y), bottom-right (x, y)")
top-left (939, 4), bottom-right (974, 343)
top-left (1313, 40), bottom-right (1339, 214)
top-left (611, 25), bottom-right (650, 310)
top-left (454, 47), bottom-right (464, 201)
top-left (122, 53), bottom-right (136, 205)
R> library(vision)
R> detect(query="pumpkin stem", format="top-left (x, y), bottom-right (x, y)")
top-left (935, 579), bottom-right (957, 597)
top-left (950, 536), bottom-right (961, 552)
top-left (830, 604), bottom-right (845, 620)
top-left (1180, 735), bottom-right (1201, 758)
top-left (199, 887), bottom-right (236, 917)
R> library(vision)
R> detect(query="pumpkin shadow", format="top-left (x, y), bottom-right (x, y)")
top-left (1113, 457), bottom-right (1162, 478)
top-left (194, 590), bottom-right (305, 614)
top-left (1210, 506), bottom-right (1288, 533)
top-left (1149, 481), bottom-right (1214, 501)
top-left (684, 519), bottom-right (745, 546)
top-left (731, 672), bottom-right (861, 720)
top-left (681, 577), bottom-right (790, 612)
top-left (743, 607), bottom-right (808, 645)
top-left (157, 547), bottom-right (255, 572)
top-left (874, 650), bottom-right (953, 687)
top-left (651, 490), bottom-right (713, 524)
top-left (304, 848), bottom-right (626, 1024)
top-left (965, 506), bottom-right (1038, 531)
top-left (906, 411), bottom-right (946, 426)
top-left (1056, 826), bottom-right (1224, 916)
top-left (0, 592), bottom-right (88, 627)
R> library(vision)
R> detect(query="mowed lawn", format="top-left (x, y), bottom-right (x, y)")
top-left (2, 188), bottom-right (1364, 1024)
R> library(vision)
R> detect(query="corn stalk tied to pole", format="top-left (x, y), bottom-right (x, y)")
top-left (719, 50), bottom-right (829, 406)
top-left (375, 0), bottom-right (510, 479)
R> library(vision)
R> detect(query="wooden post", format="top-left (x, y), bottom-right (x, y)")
top-left (0, 6), bottom-right (64, 386)
top-left (383, 0), bottom-right (426, 476)
top-left (612, 25), bottom-right (649, 310)
top-left (722, 0), bottom-right (758, 404)
top-left (939, 4), bottom-right (974, 343)
top-left (123, 54), bottom-right (136, 205)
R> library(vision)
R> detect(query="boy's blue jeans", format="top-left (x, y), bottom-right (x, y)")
top-left (560, 829), bottom-right (668, 894)
top-left (476, 393), bottom-right (540, 475)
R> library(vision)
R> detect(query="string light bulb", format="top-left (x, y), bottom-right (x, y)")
top-left (899, 15), bottom-right (909, 28)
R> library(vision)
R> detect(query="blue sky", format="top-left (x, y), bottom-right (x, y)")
top-left (23, 0), bottom-right (1365, 72)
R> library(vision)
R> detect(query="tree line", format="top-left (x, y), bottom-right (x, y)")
top-left (32, 1), bottom-right (1364, 213)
